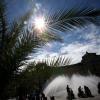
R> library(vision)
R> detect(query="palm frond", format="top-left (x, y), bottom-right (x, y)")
top-left (33, 56), bottom-right (71, 67)
top-left (46, 8), bottom-right (100, 32)
top-left (40, 32), bottom-right (63, 42)
top-left (0, 0), bottom-right (8, 49)
top-left (49, 56), bottom-right (71, 67)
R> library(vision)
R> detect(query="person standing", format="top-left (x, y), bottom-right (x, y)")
top-left (66, 85), bottom-right (75, 100)
top-left (78, 86), bottom-right (86, 98)
top-left (84, 86), bottom-right (94, 97)
top-left (97, 82), bottom-right (100, 94)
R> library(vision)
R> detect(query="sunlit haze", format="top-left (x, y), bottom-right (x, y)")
top-left (34, 16), bottom-right (47, 33)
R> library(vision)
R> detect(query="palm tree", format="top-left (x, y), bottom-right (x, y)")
top-left (0, 2), bottom-right (37, 99)
top-left (0, 1), bottom-right (56, 99)
top-left (0, 1), bottom-right (61, 99)
top-left (0, 0), bottom-right (100, 99)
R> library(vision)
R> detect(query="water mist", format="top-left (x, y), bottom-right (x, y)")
top-left (44, 74), bottom-right (100, 100)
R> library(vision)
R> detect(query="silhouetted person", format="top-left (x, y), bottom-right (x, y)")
top-left (84, 86), bottom-right (94, 97)
top-left (66, 85), bottom-right (71, 100)
top-left (66, 85), bottom-right (75, 100)
top-left (50, 96), bottom-right (55, 100)
top-left (35, 90), bottom-right (40, 100)
top-left (66, 85), bottom-right (70, 93)
top-left (70, 89), bottom-right (75, 99)
top-left (17, 86), bottom-right (26, 100)
top-left (32, 91), bottom-right (36, 100)
top-left (41, 92), bottom-right (47, 100)
top-left (98, 82), bottom-right (100, 94)
top-left (78, 86), bottom-right (86, 98)
top-left (28, 93), bottom-right (32, 100)
top-left (40, 93), bottom-right (42, 100)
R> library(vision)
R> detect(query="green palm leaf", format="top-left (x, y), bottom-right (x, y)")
top-left (0, 1), bottom-right (52, 98)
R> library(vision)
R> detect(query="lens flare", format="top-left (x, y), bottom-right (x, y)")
top-left (34, 16), bottom-right (46, 33)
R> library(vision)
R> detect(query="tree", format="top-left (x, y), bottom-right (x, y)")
top-left (0, 1), bottom-right (56, 99)
top-left (0, 2), bottom-right (38, 99)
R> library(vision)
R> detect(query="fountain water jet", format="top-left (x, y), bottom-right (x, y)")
top-left (43, 74), bottom-right (100, 100)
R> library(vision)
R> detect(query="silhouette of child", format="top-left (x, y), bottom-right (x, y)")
top-left (78, 86), bottom-right (86, 98)
top-left (66, 85), bottom-right (75, 100)
top-left (41, 92), bottom-right (47, 100)
top-left (98, 82), bottom-right (100, 94)
top-left (84, 86), bottom-right (94, 97)
top-left (50, 96), bottom-right (55, 100)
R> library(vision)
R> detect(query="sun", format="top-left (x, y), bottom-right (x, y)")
top-left (34, 16), bottom-right (46, 33)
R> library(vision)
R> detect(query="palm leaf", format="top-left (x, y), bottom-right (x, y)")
top-left (49, 56), bottom-right (71, 67)
top-left (46, 8), bottom-right (100, 33)
top-left (32, 56), bottom-right (71, 67)
top-left (0, 0), bottom-right (8, 49)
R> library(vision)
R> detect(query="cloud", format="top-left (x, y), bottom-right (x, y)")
top-left (80, 24), bottom-right (100, 44)
top-left (34, 3), bottom-right (42, 13)
top-left (30, 24), bottom-right (100, 65)
top-left (59, 41), bottom-right (100, 64)
top-left (58, 24), bottom-right (100, 64)
top-left (60, 42), bottom-right (88, 54)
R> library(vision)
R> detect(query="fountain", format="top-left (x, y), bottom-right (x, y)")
top-left (43, 74), bottom-right (100, 100)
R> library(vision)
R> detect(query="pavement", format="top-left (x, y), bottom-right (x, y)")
top-left (8, 95), bottom-right (100, 100)
top-left (54, 95), bottom-right (100, 100)
top-left (76, 95), bottom-right (100, 100)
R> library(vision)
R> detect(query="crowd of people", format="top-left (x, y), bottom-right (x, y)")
top-left (17, 82), bottom-right (100, 100)
top-left (66, 82), bottom-right (100, 100)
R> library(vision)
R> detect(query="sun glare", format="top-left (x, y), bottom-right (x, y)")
top-left (34, 16), bottom-right (46, 33)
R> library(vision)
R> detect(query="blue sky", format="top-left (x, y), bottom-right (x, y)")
top-left (6, 0), bottom-right (100, 64)
top-left (6, 0), bottom-right (100, 21)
